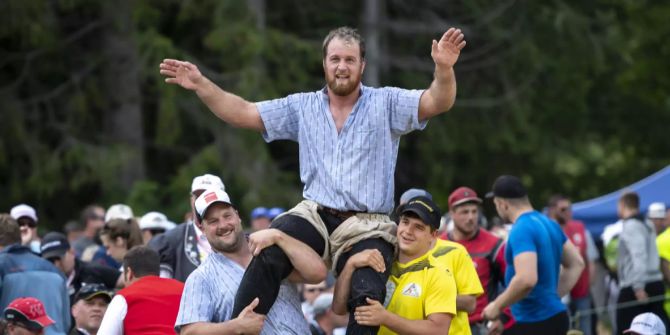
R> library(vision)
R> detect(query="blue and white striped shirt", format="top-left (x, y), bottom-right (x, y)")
top-left (258, 85), bottom-right (426, 214)
top-left (174, 252), bottom-right (308, 334)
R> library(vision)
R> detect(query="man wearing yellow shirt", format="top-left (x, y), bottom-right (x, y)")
top-left (431, 237), bottom-right (484, 334)
top-left (333, 196), bottom-right (457, 334)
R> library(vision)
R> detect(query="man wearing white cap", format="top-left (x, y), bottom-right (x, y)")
top-left (175, 187), bottom-right (326, 334)
top-left (10, 204), bottom-right (41, 254)
top-left (624, 312), bottom-right (666, 335)
top-left (139, 211), bottom-right (175, 245)
top-left (149, 173), bottom-right (224, 282)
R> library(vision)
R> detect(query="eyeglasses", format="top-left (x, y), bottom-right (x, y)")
top-left (305, 287), bottom-right (328, 293)
top-left (17, 218), bottom-right (37, 228)
top-left (558, 207), bottom-right (571, 213)
top-left (9, 321), bottom-right (42, 334)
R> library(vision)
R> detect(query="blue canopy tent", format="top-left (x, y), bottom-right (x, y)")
top-left (572, 165), bottom-right (670, 238)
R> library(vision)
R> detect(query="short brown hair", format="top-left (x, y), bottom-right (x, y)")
top-left (0, 214), bottom-right (21, 246)
top-left (123, 246), bottom-right (160, 277)
top-left (619, 192), bottom-right (640, 210)
top-left (322, 26), bottom-right (365, 60)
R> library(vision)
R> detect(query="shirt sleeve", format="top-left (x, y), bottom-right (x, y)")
top-left (385, 87), bottom-right (427, 136)
top-left (453, 247), bottom-right (484, 296)
top-left (257, 93), bottom-right (306, 142)
top-left (175, 270), bottom-right (215, 332)
top-left (621, 220), bottom-right (651, 290)
top-left (89, 263), bottom-right (122, 289)
top-left (98, 295), bottom-right (127, 335)
top-left (425, 266), bottom-right (457, 317)
top-left (508, 221), bottom-right (538, 257)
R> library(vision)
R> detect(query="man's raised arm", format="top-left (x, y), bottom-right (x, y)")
top-left (160, 59), bottom-right (265, 131)
top-left (418, 28), bottom-right (466, 121)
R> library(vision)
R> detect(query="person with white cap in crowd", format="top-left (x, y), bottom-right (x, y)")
top-left (0, 214), bottom-right (70, 335)
top-left (70, 283), bottom-right (113, 335)
top-left (10, 204), bottom-right (41, 254)
top-left (138, 211), bottom-right (175, 245)
top-left (148, 173), bottom-right (225, 282)
top-left (175, 187), bottom-right (326, 334)
top-left (648, 202), bottom-right (667, 235)
top-left (310, 293), bottom-right (348, 335)
top-left (3, 297), bottom-right (55, 335)
top-left (80, 204), bottom-right (135, 269)
top-left (624, 312), bottom-right (666, 335)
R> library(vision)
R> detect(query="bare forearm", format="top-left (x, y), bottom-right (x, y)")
top-left (333, 263), bottom-right (355, 315)
top-left (456, 295), bottom-right (477, 314)
top-left (661, 259), bottom-right (670, 286)
top-left (494, 275), bottom-right (534, 310)
top-left (382, 312), bottom-right (450, 335)
top-left (181, 321), bottom-right (242, 335)
top-left (275, 231), bottom-right (327, 284)
top-left (195, 77), bottom-right (264, 131)
top-left (419, 65), bottom-right (456, 120)
top-left (558, 262), bottom-right (585, 297)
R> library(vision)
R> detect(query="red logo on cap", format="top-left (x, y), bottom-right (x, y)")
top-left (204, 192), bottom-right (218, 204)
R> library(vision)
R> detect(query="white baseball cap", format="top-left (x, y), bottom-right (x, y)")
top-left (105, 204), bottom-right (134, 222)
top-left (139, 211), bottom-right (175, 231)
top-left (194, 188), bottom-right (234, 218)
top-left (624, 312), bottom-right (666, 335)
top-left (191, 174), bottom-right (225, 193)
top-left (648, 202), bottom-right (667, 219)
top-left (10, 204), bottom-right (38, 223)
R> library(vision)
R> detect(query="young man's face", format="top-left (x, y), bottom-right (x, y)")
top-left (7, 322), bottom-right (43, 335)
top-left (451, 203), bottom-right (479, 237)
top-left (101, 234), bottom-right (127, 262)
top-left (72, 297), bottom-right (108, 334)
top-left (396, 215), bottom-right (436, 259)
top-left (323, 37), bottom-right (365, 97)
top-left (302, 281), bottom-right (328, 304)
top-left (202, 203), bottom-right (244, 253)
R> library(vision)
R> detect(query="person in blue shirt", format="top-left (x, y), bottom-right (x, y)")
top-left (481, 175), bottom-right (584, 335)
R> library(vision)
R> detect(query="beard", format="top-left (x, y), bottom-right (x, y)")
top-left (211, 229), bottom-right (245, 254)
top-left (326, 69), bottom-right (362, 96)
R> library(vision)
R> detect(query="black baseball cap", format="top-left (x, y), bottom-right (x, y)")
top-left (396, 196), bottom-right (442, 230)
top-left (486, 175), bottom-right (528, 199)
top-left (40, 232), bottom-right (70, 259)
top-left (74, 283), bottom-right (113, 304)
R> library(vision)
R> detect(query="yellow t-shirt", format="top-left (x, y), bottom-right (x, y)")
top-left (430, 239), bottom-right (484, 335)
top-left (379, 250), bottom-right (457, 335)
top-left (656, 229), bottom-right (670, 315)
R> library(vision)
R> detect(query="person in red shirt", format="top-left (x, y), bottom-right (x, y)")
top-left (98, 246), bottom-right (185, 334)
top-left (547, 195), bottom-right (594, 335)
top-left (441, 186), bottom-right (513, 335)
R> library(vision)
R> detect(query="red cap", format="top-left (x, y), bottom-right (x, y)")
top-left (4, 297), bottom-right (55, 330)
top-left (448, 187), bottom-right (482, 209)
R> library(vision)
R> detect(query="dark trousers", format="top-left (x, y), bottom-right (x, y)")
top-left (615, 280), bottom-right (669, 334)
top-left (503, 311), bottom-right (568, 335)
top-left (231, 212), bottom-right (395, 335)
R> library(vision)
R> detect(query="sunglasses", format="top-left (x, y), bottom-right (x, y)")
top-left (76, 283), bottom-right (110, 299)
top-left (17, 218), bottom-right (37, 228)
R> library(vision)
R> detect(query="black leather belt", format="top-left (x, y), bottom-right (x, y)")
top-left (318, 206), bottom-right (361, 221)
